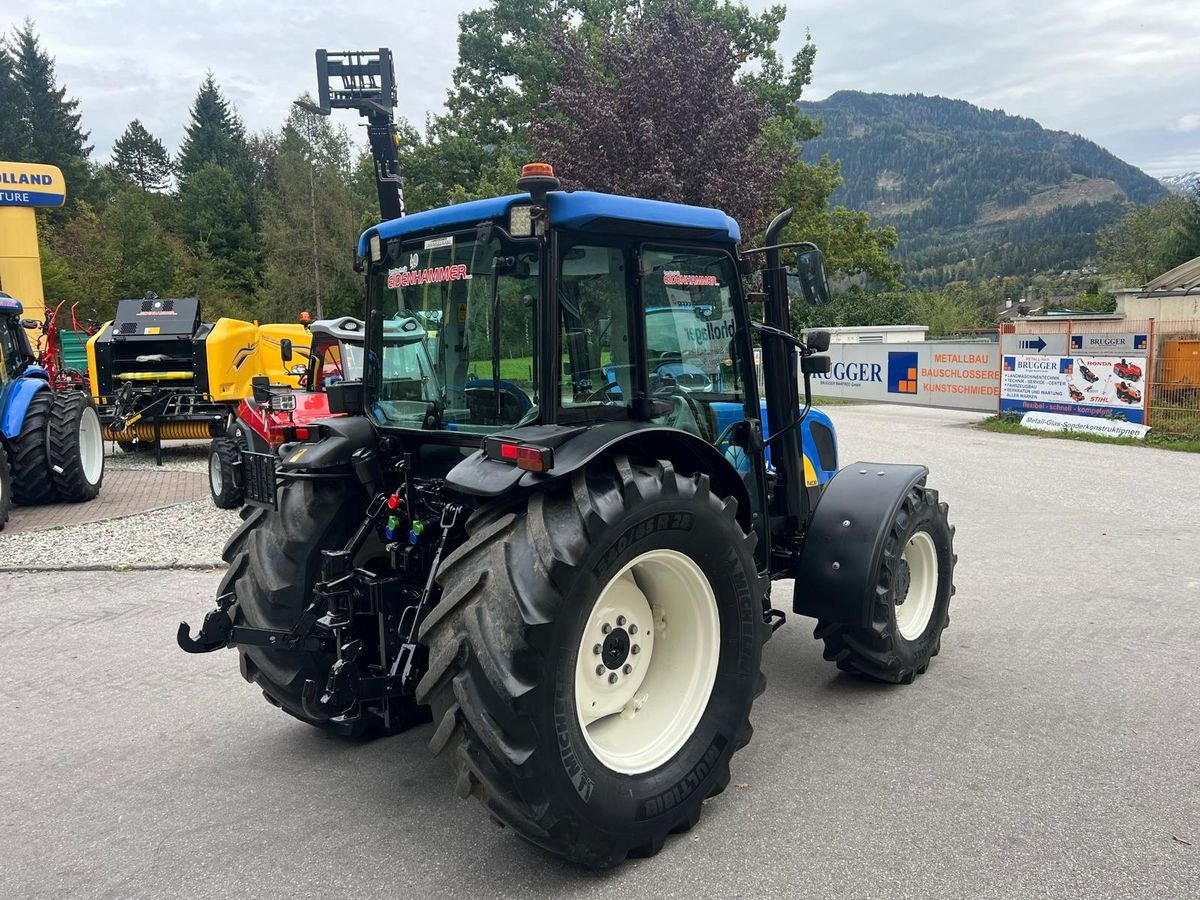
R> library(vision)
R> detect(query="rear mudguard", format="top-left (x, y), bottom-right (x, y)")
top-left (0, 375), bottom-right (51, 441)
top-left (445, 420), bottom-right (754, 532)
top-left (277, 415), bottom-right (377, 472)
top-left (793, 462), bottom-right (928, 625)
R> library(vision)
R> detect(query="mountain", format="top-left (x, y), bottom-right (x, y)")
top-left (1160, 172), bottom-right (1200, 195)
top-left (797, 92), bottom-right (1169, 284)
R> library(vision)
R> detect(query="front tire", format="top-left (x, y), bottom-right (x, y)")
top-left (816, 484), bottom-right (955, 683)
top-left (418, 456), bottom-right (768, 867)
top-left (48, 392), bottom-right (104, 502)
top-left (208, 437), bottom-right (243, 509)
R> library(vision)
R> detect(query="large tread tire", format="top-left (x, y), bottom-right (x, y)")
top-left (48, 392), bottom-right (104, 502)
top-left (417, 455), bottom-right (769, 868)
top-left (9, 390), bottom-right (57, 506)
top-left (219, 476), bottom-right (424, 737)
top-left (208, 437), bottom-right (243, 509)
top-left (0, 446), bottom-right (11, 530)
top-left (815, 484), bottom-right (955, 684)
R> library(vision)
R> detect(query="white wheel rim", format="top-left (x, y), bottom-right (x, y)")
top-left (574, 548), bottom-right (720, 775)
top-left (895, 530), bottom-right (939, 640)
top-left (209, 450), bottom-right (223, 495)
top-left (78, 406), bottom-right (103, 485)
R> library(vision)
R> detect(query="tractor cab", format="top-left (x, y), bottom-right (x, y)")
top-left (0, 293), bottom-right (38, 387)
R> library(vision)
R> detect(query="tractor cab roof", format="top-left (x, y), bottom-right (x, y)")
top-left (0, 291), bottom-right (22, 315)
top-left (308, 316), bottom-right (366, 344)
top-left (358, 191), bottom-right (741, 257)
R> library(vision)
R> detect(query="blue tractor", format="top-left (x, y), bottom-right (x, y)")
top-left (0, 292), bottom-right (105, 529)
top-left (179, 50), bottom-right (956, 868)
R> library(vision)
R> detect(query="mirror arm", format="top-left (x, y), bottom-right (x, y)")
top-left (750, 320), bottom-right (810, 354)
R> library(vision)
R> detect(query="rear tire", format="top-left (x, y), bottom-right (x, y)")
top-left (0, 446), bottom-right (11, 530)
top-left (815, 484), bottom-right (955, 684)
top-left (208, 437), bottom-right (243, 509)
top-left (418, 455), bottom-right (768, 867)
top-left (48, 392), bottom-right (104, 502)
top-left (9, 390), bottom-right (56, 506)
top-left (220, 476), bottom-right (425, 736)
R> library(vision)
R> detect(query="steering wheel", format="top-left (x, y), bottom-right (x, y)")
top-left (583, 380), bottom-right (623, 403)
top-left (652, 384), bottom-right (711, 441)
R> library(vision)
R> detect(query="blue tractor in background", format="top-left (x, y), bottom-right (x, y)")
top-left (0, 292), bottom-right (105, 530)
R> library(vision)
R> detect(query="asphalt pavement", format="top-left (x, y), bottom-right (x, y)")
top-left (1, 405), bottom-right (1197, 899)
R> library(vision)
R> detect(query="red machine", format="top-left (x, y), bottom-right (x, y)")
top-left (1114, 359), bottom-right (1142, 381)
top-left (30, 300), bottom-right (97, 391)
top-left (207, 317), bottom-right (365, 507)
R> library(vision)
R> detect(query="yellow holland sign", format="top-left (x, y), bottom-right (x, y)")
top-left (0, 161), bottom-right (67, 207)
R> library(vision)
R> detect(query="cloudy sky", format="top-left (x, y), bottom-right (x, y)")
top-left (9, 0), bottom-right (1199, 177)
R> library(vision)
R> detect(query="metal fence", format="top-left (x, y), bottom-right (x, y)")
top-left (1003, 318), bottom-right (1200, 437)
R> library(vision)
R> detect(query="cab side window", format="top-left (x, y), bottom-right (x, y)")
top-left (558, 245), bottom-right (635, 412)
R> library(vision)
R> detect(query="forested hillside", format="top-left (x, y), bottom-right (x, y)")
top-left (799, 91), bottom-right (1169, 284)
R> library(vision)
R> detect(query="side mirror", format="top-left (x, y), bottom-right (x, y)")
top-left (806, 329), bottom-right (831, 353)
top-left (789, 248), bottom-right (832, 307)
top-left (251, 375), bottom-right (271, 405)
top-left (280, 338), bottom-right (293, 362)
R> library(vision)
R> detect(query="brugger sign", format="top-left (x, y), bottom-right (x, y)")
top-left (811, 342), bottom-right (1001, 412)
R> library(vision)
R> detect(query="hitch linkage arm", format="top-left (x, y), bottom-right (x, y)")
top-left (176, 592), bottom-right (335, 654)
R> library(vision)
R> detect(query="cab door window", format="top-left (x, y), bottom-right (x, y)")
top-left (558, 244), bottom-right (635, 413)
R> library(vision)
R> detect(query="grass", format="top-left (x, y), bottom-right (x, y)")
top-left (977, 414), bottom-right (1200, 453)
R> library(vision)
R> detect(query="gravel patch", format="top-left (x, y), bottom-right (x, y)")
top-left (0, 498), bottom-right (242, 570)
top-left (104, 440), bottom-right (211, 474)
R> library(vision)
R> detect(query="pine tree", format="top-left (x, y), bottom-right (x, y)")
top-left (110, 119), bottom-right (174, 191)
top-left (177, 73), bottom-right (250, 185)
top-left (0, 38), bottom-right (31, 160)
top-left (9, 20), bottom-right (91, 185)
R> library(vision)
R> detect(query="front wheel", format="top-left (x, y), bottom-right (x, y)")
top-left (418, 455), bottom-right (769, 867)
top-left (816, 484), bottom-right (955, 683)
top-left (208, 437), bottom-right (243, 509)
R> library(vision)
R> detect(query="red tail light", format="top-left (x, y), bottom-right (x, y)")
top-left (491, 439), bottom-right (552, 472)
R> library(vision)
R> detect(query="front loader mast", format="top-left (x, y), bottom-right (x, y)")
top-left (298, 49), bottom-right (405, 222)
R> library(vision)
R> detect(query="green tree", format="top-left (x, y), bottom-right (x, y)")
top-left (1098, 195), bottom-right (1195, 284)
top-left (111, 120), bottom-right (174, 191)
top-left (7, 20), bottom-right (91, 193)
top-left (177, 73), bottom-right (251, 185)
top-left (258, 102), bottom-right (361, 321)
top-left (103, 188), bottom-right (181, 299)
top-left (0, 38), bottom-right (31, 160)
top-left (179, 161), bottom-right (260, 293)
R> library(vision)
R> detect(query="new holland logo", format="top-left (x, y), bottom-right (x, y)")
top-left (887, 351), bottom-right (919, 395)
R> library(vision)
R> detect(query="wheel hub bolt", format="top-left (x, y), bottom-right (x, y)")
top-left (593, 643), bottom-right (602, 655)
top-left (608, 673), bottom-right (618, 684)
top-left (595, 665), bottom-right (605, 676)
top-left (623, 664), bottom-right (632, 674)
top-left (631, 644), bottom-right (640, 655)
top-left (616, 615), bottom-right (626, 626)
top-left (628, 624), bottom-right (638, 635)
top-left (601, 623), bottom-right (611, 634)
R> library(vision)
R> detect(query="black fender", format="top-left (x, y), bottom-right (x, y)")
top-left (792, 462), bottom-right (928, 625)
top-left (445, 420), bottom-right (753, 532)
top-left (278, 415), bottom-right (377, 472)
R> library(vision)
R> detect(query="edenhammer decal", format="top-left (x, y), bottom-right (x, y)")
top-left (663, 271), bottom-right (719, 287)
top-left (387, 264), bottom-right (471, 289)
